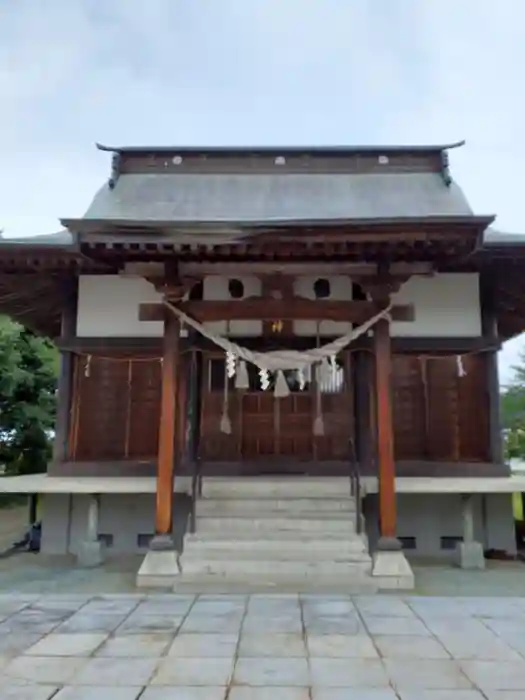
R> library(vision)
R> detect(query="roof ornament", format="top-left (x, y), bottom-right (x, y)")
top-left (438, 140), bottom-right (465, 187)
top-left (440, 150), bottom-right (452, 187)
top-left (108, 152), bottom-right (122, 190)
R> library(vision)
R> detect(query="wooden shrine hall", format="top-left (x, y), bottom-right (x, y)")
top-left (1, 141), bottom-right (525, 590)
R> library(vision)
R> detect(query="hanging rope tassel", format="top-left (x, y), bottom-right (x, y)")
top-left (456, 355), bottom-right (467, 378)
top-left (313, 363), bottom-right (325, 436)
top-left (235, 359), bottom-right (250, 390)
top-left (274, 370), bottom-right (290, 398)
top-left (313, 322), bottom-right (325, 436)
top-left (163, 299), bottom-right (393, 373)
top-left (297, 367), bottom-right (306, 390)
top-left (220, 359), bottom-right (232, 434)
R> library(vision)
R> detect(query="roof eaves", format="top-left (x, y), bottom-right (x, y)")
top-left (61, 214), bottom-right (494, 234)
top-left (95, 140), bottom-right (466, 156)
top-left (482, 228), bottom-right (525, 247)
top-left (0, 230), bottom-right (75, 248)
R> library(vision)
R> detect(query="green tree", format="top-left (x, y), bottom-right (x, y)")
top-left (0, 316), bottom-right (59, 475)
top-left (501, 349), bottom-right (525, 460)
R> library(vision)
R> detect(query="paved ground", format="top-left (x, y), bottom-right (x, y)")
top-left (2, 507), bottom-right (525, 697)
top-left (2, 551), bottom-right (525, 597)
top-left (1, 593), bottom-right (525, 698)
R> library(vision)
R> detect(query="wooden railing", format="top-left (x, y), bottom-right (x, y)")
top-left (189, 456), bottom-right (202, 534)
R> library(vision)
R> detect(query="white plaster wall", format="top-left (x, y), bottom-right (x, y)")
top-left (77, 274), bottom-right (264, 338)
top-left (391, 273), bottom-right (481, 337)
top-left (293, 275), bottom-right (354, 336)
top-left (40, 492), bottom-right (516, 557)
top-left (40, 493), bottom-right (189, 555)
top-left (77, 272), bottom-right (481, 339)
top-left (365, 494), bottom-right (516, 559)
top-left (203, 275), bottom-right (262, 336)
top-left (77, 275), bottom-right (163, 337)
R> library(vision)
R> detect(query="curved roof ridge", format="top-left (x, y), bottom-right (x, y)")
top-left (0, 229), bottom-right (73, 246)
top-left (95, 141), bottom-right (466, 155)
top-left (483, 227), bottom-right (525, 245)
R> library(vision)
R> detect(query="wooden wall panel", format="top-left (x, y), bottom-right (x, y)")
top-left (199, 352), bottom-right (353, 463)
top-left (391, 356), bottom-right (426, 459)
top-left (425, 358), bottom-right (460, 460)
top-left (127, 359), bottom-right (162, 459)
top-left (457, 355), bottom-right (490, 461)
top-left (391, 353), bottom-right (490, 463)
top-left (200, 391), bottom-right (241, 461)
top-left (315, 354), bottom-right (353, 461)
top-left (70, 355), bottom-right (162, 461)
top-left (68, 350), bottom-right (491, 466)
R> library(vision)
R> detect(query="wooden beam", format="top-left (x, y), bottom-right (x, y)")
top-left (56, 337), bottom-right (163, 353)
top-left (155, 308), bottom-right (180, 537)
top-left (178, 261), bottom-right (434, 277)
top-left (120, 262), bottom-right (166, 278)
top-left (139, 300), bottom-right (415, 324)
top-left (374, 317), bottom-right (397, 540)
top-left (53, 277), bottom-right (78, 464)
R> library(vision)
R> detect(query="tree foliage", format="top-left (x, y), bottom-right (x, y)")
top-left (0, 317), bottom-right (59, 475)
top-left (501, 349), bottom-right (525, 460)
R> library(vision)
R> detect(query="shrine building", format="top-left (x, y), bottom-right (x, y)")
top-left (1, 141), bottom-right (525, 590)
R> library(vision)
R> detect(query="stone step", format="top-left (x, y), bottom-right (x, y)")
top-left (202, 477), bottom-right (354, 500)
top-left (174, 577), bottom-right (379, 594)
top-left (197, 510), bottom-right (358, 522)
top-left (197, 516), bottom-right (358, 535)
top-left (187, 528), bottom-right (361, 541)
top-left (182, 538), bottom-right (370, 561)
top-left (186, 532), bottom-right (369, 548)
top-left (197, 497), bottom-right (356, 516)
top-left (180, 558), bottom-right (372, 578)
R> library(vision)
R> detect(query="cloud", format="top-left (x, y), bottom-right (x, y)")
top-left (0, 0), bottom-right (524, 368)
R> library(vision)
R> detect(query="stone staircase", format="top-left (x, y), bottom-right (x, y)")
top-left (176, 477), bottom-right (378, 593)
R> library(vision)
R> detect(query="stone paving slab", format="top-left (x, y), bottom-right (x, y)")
top-left (0, 593), bottom-right (525, 696)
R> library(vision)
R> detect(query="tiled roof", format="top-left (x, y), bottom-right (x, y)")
top-left (82, 171), bottom-right (473, 223)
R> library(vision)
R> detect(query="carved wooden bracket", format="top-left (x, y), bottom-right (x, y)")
top-left (150, 277), bottom-right (199, 302)
top-left (120, 261), bottom-right (198, 301)
top-left (359, 274), bottom-right (410, 302)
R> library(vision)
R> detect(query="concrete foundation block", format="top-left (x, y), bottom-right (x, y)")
top-left (77, 540), bottom-right (105, 568)
top-left (136, 549), bottom-right (181, 588)
top-left (371, 549), bottom-right (415, 590)
top-left (455, 541), bottom-right (485, 570)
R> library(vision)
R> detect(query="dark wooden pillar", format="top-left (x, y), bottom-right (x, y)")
top-left (52, 277), bottom-right (78, 466)
top-left (486, 352), bottom-right (504, 465)
top-left (373, 317), bottom-right (397, 541)
top-left (480, 271), bottom-right (504, 466)
top-left (353, 350), bottom-right (374, 473)
top-left (154, 307), bottom-right (180, 541)
top-left (185, 340), bottom-right (202, 464)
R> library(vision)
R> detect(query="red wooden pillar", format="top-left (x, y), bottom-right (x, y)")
top-left (154, 307), bottom-right (180, 541)
top-left (373, 317), bottom-right (397, 541)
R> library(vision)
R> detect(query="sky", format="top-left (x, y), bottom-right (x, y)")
top-left (0, 0), bottom-right (524, 381)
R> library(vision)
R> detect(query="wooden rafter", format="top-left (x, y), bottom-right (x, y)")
top-left (122, 261), bottom-right (434, 279)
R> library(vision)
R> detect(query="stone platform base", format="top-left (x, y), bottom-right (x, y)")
top-left (455, 541), bottom-right (486, 570)
top-left (77, 540), bottom-right (104, 568)
top-left (372, 548), bottom-right (415, 590)
top-left (136, 549), bottom-right (181, 588)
